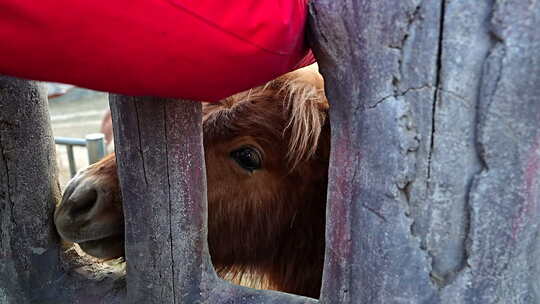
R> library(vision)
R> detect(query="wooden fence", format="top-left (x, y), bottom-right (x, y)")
top-left (1, 0), bottom-right (540, 303)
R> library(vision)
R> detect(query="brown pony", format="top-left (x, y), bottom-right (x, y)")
top-left (54, 64), bottom-right (330, 298)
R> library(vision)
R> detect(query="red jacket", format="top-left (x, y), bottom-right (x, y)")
top-left (0, 0), bottom-right (313, 101)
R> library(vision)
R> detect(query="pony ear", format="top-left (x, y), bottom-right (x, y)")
top-left (278, 63), bottom-right (328, 109)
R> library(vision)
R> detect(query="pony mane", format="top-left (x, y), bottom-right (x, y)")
top-left (275, 66), bottom-right (328, 169)
top-left (203, 64), bottom-right (328, 171)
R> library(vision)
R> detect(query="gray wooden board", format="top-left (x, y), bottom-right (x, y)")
top-left (310, 0), bottom-right (540, 303)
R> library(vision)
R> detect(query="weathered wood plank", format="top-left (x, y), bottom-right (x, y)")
top-left (0, 76), bottom-right (62, 302)
top-left (445, 1), bottom-right (540, 303)
top-left (310, 1), bottom-right (441, 302)
top-left (415, 0), bottom-right (492, 285)
top-left (109, 96), bottom-right (210, 303)
top-left (310, 0), bottom-right (540, 303)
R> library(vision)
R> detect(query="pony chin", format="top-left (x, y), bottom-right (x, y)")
top-left (78, 235), bottom-right (124, 260)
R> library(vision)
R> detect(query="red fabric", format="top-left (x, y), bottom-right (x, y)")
top-left (0, 0), bottom-right (314, 101)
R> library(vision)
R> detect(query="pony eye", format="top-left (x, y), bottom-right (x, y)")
top-left (230, 146), bottom-right (262, 172)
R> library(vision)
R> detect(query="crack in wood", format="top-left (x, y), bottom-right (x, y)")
top-left (425, 0), bottom-right (447, 289)
top-left (0, 122), bottom-right (16, 230)
top-left (134, 102), bottom-right (149, 186)
top-left (163, 102), bottom-right (177, 304)
top-left (426, 0), bottom-right (446, 186)
top-left (368, 85), bottom-right (434, 109)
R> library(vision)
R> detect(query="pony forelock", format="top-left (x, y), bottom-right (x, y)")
top-left (203, 64), bottom-right (328, 171)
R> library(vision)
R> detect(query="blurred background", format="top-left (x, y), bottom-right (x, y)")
top-left (47, 83), bottom-right (109, 187)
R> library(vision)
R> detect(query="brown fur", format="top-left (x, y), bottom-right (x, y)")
top-left (55, 64), bottom-right (329, 298)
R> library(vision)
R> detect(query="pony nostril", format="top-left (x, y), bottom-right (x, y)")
top-left (68, 188), bottom-right (98, 219)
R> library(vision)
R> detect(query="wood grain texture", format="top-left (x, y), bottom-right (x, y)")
top-left (109, 96), bottom-right (210, 303)
top-left (310, 0), bottom-right (540, 303)
top-left (0, 76), bottom-right (62, 303)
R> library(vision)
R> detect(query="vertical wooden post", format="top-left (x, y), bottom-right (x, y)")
top-left (109, 96), bottom-right (212, 303)
top-left (309, 0), bottom-right (540, 303)
top-left (0, 76), bottom-right (62, 302)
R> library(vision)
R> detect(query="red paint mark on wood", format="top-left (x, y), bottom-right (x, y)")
top-left (512, 134), bottom-right (540, 240)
